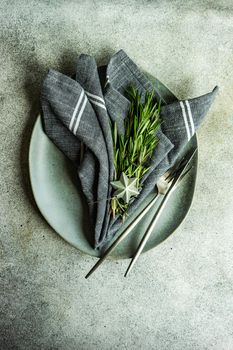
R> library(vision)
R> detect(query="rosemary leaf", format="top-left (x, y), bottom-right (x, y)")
top-left (110, 85), bottom-right (161, 219)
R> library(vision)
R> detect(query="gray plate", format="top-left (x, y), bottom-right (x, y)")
top-left (29, 70), bottom-right (198, 259)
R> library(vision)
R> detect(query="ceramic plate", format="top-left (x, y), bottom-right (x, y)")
top-left (29, 69), bottom-right (198, 258)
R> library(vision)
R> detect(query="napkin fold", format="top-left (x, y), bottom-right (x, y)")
top-left (41, 49), bottom-right (218, 249)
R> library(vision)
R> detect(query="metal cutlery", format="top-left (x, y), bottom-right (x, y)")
top-left (85, 148), bottom-right (197, 279)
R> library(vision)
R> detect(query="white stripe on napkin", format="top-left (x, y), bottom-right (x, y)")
top-left (180, 101), bottom-right (191, 141)
top-left (88, 97), bottom-right (107, 110)
top-left (73, 95), bottom-right (88, 134)
top-left (85, 91), bottom-right (105, 104)
top-left (69, 89), bottom-right (84, 131)
top-left (185, 100), bottom-right (195, 136)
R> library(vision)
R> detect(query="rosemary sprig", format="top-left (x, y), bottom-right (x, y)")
top-left (111, 85), bottom-right (161, 219)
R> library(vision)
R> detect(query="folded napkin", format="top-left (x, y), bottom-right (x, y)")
top-left (41, 49), bottom-right (218, 249)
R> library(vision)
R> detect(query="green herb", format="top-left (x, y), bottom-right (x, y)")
top-left (110, 85), bottom-right (161, 219)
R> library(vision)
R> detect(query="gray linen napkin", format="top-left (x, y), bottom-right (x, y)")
top-left (41, 68), bottom-right (112, 247)
top-left (41, 49), bottom-right (218, 249)
top-left (104, 50), bottom-right (219, 243)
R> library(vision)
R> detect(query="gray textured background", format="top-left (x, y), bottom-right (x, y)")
top-left (1, 1), bottom-right (233, 349)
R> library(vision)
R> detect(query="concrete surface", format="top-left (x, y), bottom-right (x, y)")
top-left (1, 1), bottom-right (233, 349)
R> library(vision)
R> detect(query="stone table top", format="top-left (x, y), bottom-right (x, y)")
top-left (1, 1), bottom-right (233, 349)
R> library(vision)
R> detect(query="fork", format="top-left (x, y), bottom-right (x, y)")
top-left (124, 148), bottom-right (197, 276)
